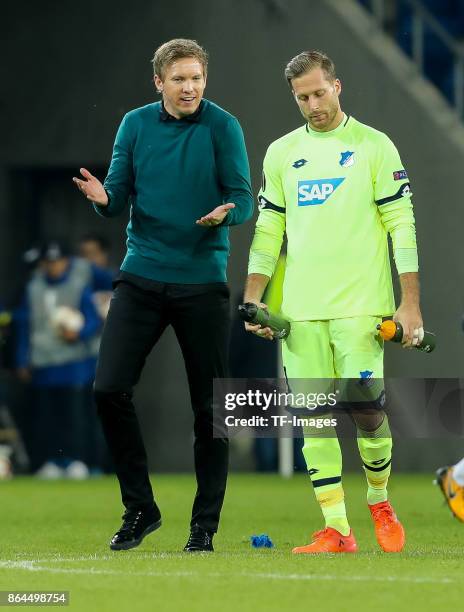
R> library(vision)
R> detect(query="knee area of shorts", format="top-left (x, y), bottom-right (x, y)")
top-left (339, 392), bottom-right (386, 414)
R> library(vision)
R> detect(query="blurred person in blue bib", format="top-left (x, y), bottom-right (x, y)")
top-left (14, 240), bottom-right (102, 479)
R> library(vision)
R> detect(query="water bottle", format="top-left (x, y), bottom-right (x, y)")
top-left (376, 320), bottom-right (436, 353)
top-left (238, 303), bottom-right (291, 339)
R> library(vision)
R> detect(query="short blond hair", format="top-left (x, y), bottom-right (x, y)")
top-left (284, 50), bottom-right (337, 87)
top-left (151, 38), bottom-right (208, 79)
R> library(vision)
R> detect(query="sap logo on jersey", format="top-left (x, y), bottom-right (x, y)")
top-left (297, 178), bottom-right (345, 206)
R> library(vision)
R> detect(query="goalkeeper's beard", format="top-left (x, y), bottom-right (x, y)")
top-left (304, 102), bottom-right (340, 131)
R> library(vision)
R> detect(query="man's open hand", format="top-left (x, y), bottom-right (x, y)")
top-left (73, 168), bottom-right (108, 206)
top-left (196, 203), bottom-right (235, 226)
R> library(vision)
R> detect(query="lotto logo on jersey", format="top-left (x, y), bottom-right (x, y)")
top-left (297, 178), bottom-right (345, 206)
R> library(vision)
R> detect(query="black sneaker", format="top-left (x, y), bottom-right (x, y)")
top-left (183, 524), bottom-right (214, 552)
top-left (110, 508), bottom-right (162, 551)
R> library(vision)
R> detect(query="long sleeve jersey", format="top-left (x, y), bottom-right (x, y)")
top-left (248, 115), bottom-right (418, 320)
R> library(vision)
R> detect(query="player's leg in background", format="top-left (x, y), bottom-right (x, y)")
top-left (82, 382), bottom-right (108, 474)
top-left (34, 386), bottom-right (66, 476)
top-left (435, 456), bottom-right (464, 522)
top-left (283, 321), bottom-right (351, 538)
top-left (332, 316), bottom-right (404, 552)
top-left (33, 386), bottom-right (57, 473)
top-left (452, 457), bottom-right (464, 487)
top-left (169, 283), bottom-right (230, 535)
top-left (60, 385), bottom-right (88, 477)
top-left (94, 281), bottom-right (169, 513)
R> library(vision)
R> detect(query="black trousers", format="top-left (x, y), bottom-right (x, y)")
top-left (94, 278), bottom-right (230, 533)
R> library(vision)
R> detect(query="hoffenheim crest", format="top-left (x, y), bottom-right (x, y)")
top-left (339, 151), bottom-right (355, 167)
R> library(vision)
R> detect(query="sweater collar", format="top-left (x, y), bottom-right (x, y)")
top-left (159, 100), bottom-right (204, 122)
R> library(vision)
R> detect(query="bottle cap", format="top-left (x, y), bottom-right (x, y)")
top-left (377, 320), bottom-right (397, 341)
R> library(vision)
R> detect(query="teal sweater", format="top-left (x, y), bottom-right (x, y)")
top-left (95, 99), bottom-right (253, 283)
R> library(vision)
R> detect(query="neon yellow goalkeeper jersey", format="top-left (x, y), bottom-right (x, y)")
top-left (248, 115), bottom-right (418, 320)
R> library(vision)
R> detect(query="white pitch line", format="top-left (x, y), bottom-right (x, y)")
top-left (0, 561), bottom-right (196, 577)
top-left (0, 560), bottom-right (457, 584)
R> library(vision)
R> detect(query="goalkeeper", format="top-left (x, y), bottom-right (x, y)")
top-left (244, 50), bottom-right (422, 554)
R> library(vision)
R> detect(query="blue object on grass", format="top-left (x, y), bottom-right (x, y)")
top-left (250, 534), bottom-right (274, 548)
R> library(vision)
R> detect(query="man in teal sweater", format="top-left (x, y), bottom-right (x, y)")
top-left (73, 38), bottom-right (253, 552)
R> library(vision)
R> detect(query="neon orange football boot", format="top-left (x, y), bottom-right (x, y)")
top-left (292, 527), bottom-right (358, 554)
top-left (369, 501), bottom-right (405, 552)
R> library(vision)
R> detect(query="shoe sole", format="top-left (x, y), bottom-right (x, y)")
top-left (110, 519), bottom-right (162, 551)
top-left (292, 546), bottom-right (357, 554)
top-left (183, 546), bottom-right (214, 553)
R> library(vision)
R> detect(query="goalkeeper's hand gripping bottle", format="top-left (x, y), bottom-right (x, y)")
top-left (238, 303), bottom-right (291, 339)
top-left (377, 320), bottom-right (436, 353)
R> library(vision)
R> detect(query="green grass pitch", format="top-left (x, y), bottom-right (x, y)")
top-left (1, 473), bottom-right (463, 611)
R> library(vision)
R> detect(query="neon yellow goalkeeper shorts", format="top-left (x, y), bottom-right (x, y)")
top-left (282, 316), bottom-right (384, 380)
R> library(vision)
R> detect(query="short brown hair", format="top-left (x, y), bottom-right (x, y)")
top-left (284, 50), bottom-right (337, 87)
top-left (151, 38), bottom-right (208, 79)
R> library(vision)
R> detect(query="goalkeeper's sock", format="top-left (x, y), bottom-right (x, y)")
top-left (316, 484), bottom-right (350, 536)
top-left (357, 415), bottom-right (392, 506)
top-left (302, 431), bottom-right (350, 536)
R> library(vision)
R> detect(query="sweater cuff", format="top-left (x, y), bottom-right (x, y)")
top-left (93, 190), bottom-right (113, 218)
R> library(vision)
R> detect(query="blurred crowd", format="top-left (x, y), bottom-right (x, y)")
top-left (0, 235), bottom-right (114, 480)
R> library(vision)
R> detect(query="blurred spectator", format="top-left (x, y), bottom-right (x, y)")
top-left (14, 240), bottom-right (102, 478)
top-left (78, 234), bottom-right (114, 320)
top-left (78, 234), bottom-right (115, 474)
top-left (0, 302), bottom-right (14, 478)
top-left (78, 234), bottom-right (111, 270)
